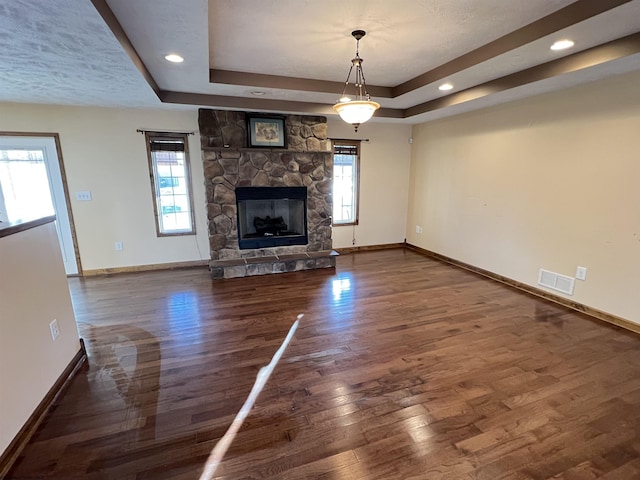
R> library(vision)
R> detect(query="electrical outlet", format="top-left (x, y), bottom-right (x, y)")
top-left (115, 241), bottom-right (123, 251)
top-left (576, 266), bottom-right (587, 281)
top-left (50, 319), bottom-right (60, 341)
top-left (415, 225), bottom-right (423, 234)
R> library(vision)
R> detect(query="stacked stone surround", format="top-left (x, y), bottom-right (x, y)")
top-left (198, 109), bottom-right (336, 279)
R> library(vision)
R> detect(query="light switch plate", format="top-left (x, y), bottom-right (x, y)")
top-left (75, 191), bottom-right (92, 201)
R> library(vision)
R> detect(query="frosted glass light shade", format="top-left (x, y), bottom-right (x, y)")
top-left (333, 100), bottom-right (380, 125)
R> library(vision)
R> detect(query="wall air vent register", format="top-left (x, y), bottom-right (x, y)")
top-left (538, 268), bottom-right (575, 295)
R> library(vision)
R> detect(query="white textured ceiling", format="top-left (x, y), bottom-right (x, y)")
top-left (208, 0), bottom-right (576, 85)
top-left (1, 0), bottom-right (640, 123)
top-left (0, 0), bottom-right (159, 107)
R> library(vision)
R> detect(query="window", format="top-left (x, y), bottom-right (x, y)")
top-left (332, 140), bottom-right (360, 225)
top-left (145, 132), bottom-right (196, 235)
top-left (0, 147), bottom-right (53, 222)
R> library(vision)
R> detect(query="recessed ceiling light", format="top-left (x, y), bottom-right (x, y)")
top-left (251, 91), bottom-right (266, 96)
top-left (164, 54), bottom-right (184, 63)
top-left (550, 39), bottom-right (574, 51)
top-left (438, 83), bottom-right (454, 91)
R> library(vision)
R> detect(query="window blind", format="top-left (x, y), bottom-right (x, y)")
top-left (149, 137), bottom-right (185, 152)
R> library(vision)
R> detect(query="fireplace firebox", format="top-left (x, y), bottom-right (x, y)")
top-left (236, 187), bottom-right (308, 249)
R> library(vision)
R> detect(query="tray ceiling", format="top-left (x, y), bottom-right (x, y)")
top-left (1, 0), bottom-right (639, 124)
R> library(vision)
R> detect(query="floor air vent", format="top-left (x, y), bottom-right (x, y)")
top-left (538, 268), bottom-right (575, 295)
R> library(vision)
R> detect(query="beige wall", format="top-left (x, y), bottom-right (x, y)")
top-left (328, 119), bottom-right (412, 249)
top-left (0, 103), bottom-right (208, 271)
top-left (0, 104), bottom-right (412, 267)
top-left (407, 71), bottom-right (640, 324)
top-left (0, 222), bottom-right (81, 454)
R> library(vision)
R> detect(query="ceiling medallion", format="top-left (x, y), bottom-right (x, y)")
top-left (332, 30), bottom-right (380, 132)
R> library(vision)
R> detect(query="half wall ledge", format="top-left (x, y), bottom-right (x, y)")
top-left (209, 250), bottom-right (339, 279)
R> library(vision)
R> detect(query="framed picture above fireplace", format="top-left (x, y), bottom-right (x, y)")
top-left (247, 115), bottom-right (287, 148)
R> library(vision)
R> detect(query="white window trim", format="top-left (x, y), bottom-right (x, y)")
top-left (145, 132), bottom-right (196, 236)
top-left (332, 139), bottom-right (360, 226)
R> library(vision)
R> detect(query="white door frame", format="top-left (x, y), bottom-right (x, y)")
top-left (0, 132), bottom-right (82, 275)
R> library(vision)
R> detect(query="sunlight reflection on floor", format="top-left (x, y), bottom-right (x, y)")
top-left (332, 276), bottom-right (352, 302)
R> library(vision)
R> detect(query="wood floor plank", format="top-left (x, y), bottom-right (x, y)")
top-left (6, 249), bottom-right (640, 479)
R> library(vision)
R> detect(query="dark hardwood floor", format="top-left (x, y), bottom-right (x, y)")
top-left (7, 249), bottom-right (640, 479)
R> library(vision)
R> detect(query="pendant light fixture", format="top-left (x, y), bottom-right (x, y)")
top-left (333, 30), bottom-right (380, 132)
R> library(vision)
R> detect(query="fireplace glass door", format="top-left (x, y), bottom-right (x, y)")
top-left (236, 187), bottom-right (308, 249)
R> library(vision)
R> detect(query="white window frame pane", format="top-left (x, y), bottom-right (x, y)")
top-left (332, 141), bottom-right (360, 226)
top-left (145, 132), bottom-right (196, 236)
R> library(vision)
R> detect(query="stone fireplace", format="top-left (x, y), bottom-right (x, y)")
top-left (198, 109), bottom-right (336, 279)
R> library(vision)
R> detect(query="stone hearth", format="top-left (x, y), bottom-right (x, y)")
top-left (198, 109), bottom-right (336, 279)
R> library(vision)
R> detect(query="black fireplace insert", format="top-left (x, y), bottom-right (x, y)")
top-left (235, 186), bottom-right (308, 249)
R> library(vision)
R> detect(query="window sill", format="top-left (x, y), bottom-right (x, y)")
top-left (332, 221), bottom-right (359, 227)
top-left (157, 231), bottom-right (196, 237)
